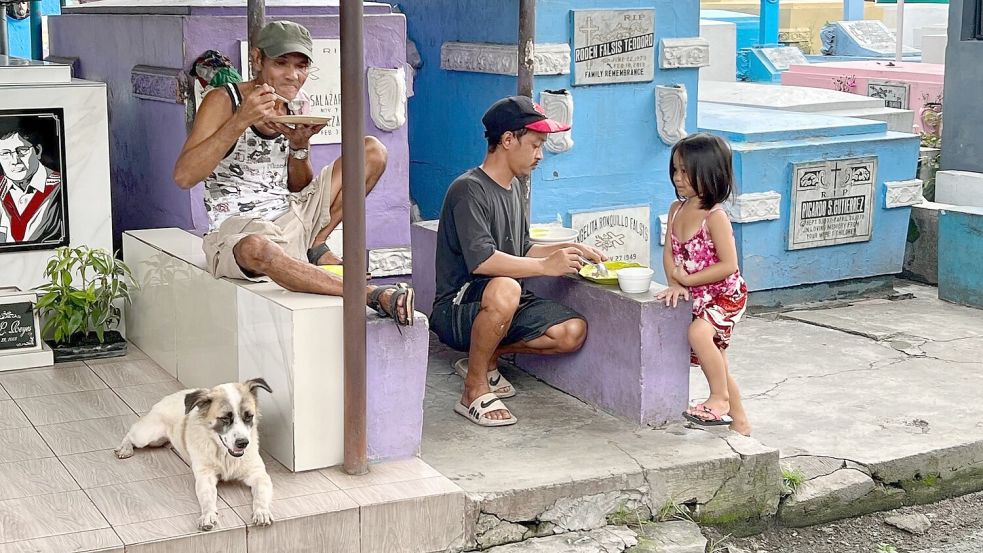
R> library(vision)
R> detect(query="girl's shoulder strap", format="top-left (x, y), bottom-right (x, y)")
top-left (705, 203), bottom-right (727, 218)
top-left (667, 198), bottom-right (683, 228)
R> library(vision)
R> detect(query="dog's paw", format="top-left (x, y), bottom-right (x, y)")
top-left (114, 445), bottom-right (133, 459)
top-left (252, 507), bottom-right (273, 526)
top-left (197, 512), bottom-right (219, 532)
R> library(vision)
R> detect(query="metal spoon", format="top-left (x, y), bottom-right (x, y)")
top-left (271, 91), bottom-right (304, 112)
top-left (581, 257), bottom-right (608, 277)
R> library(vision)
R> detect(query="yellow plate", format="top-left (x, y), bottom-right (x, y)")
top-left (578, 261), bottom-right (644, 285)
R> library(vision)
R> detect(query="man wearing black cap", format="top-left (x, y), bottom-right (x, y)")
top-left (173, 21), bottom-right (414, 325)
top-left (431, 96), bottom-right (606, 427)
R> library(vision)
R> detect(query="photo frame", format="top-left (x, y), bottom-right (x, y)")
top-left (0, 108), bottom-right (69, 253)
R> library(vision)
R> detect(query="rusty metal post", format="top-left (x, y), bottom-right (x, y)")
top-left (29, 0), bottom-right (42, 59)
top-left (517, 0), bottom-right (535, 98)
top-left (247, 0), bottom-right (265, 48)
top-left (340, 0), bottom-right (368, 476)
top-left (517, 0), bottom-right (536, 209)
top-left (0, 6), bottom-right (8, 57)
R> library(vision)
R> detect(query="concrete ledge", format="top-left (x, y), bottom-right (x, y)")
top-left (936, 170), bottom-right (983, 208)
top-left (123, 228), bottom-right (430, 470)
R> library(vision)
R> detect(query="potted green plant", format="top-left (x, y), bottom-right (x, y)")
top-left (35, 246), bottom-right (135, 362)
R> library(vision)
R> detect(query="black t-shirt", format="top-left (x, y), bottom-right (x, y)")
top-left (433, 167), bottom-right (531, 306)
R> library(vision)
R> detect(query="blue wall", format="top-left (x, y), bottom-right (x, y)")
top-left (400, 0), bottom-right (701, 272)
top-left (938, 208), bottom-right (983, 308)
top-left (6, 0), bottom-right (60, 59)
top-left (700, 103), bottom-right (921, 291)
top-left (700, 9), bottom-right (759, 51)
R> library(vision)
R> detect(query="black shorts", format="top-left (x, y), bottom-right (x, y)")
top-left (430, 278), bottom-right (584, 352)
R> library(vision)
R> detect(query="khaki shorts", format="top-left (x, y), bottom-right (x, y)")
top-left (202, 163), bottom-right (334, 281)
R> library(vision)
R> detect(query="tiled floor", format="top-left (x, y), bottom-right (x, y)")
top-left (0, 348), bottom-right (465, 553)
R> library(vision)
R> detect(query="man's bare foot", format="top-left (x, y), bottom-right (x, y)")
top-left (316, 249), bottom-right (343, 265)
top-left (462, 376), bottom-right (511, 421)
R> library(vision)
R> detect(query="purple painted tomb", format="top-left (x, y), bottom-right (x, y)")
top-left (411, 222), bottom-right (691, 426)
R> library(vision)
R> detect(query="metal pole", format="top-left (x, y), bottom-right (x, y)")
top-left (340, 0), bottom-right (368, 476)
top-left (517, 0), bottom-right (535, 210)
top-left (247, 0), bottom-right (265, 49)
top-left (895, 0), bottom-right (905, 62)
top-left (517, 0), bottom-right (535, 97)
top-left (760, 0), bottom-right (780, 47)
top-left (29, 0), bottom-right (42, 59)
top-left (0, 7), bottom-right (8, 57)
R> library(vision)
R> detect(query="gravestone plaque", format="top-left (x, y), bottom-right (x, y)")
top-left (240, 39), bottom-right (342, 144)
top-left (789, 157), bottom-right (877, 250)
top-left (572, 9), bottom-right (655, 86)
top-left (0, 293), bottom-right (39, 352)
top-left (866, 79), bottom-right (910, 110)
top-left (760, 46), bottom-right (808, 71)
top-left (571, 206), bottom-right (651, 266)
top-left (840, 21), bottom-right (897, 55)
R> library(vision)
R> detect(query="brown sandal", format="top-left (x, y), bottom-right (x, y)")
top-left (368, 283), bottom-right (415, 326)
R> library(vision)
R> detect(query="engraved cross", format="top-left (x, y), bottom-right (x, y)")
top-left (579, 16), bottom-right (600, 45)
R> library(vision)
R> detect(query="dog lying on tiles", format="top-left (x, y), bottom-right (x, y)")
top-left (115, 378), bottom-right (274, 531)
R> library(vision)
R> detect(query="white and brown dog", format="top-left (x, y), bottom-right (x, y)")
top-left (115, 378), bottom-right (274, 531)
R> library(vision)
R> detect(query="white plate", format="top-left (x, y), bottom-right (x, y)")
top-left (529, 225), bottom-right (579, 244)
top-left (268, 115), bottom-right (330, 125)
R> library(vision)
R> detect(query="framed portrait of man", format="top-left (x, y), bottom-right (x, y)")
top-left (0, 108), bottom-right (69, 253)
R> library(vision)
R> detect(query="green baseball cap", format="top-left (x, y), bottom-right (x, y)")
top-left (256, 21), bottom-right (314, 60)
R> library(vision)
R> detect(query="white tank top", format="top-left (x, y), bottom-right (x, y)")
top-left (202, 83), bottom-right (291, 231)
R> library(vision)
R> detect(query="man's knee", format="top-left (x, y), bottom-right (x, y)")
top-left (554, 318), bottom-right (587, 353)
top-left (364, 136), bottom-right (388, 172)
top-left (481, 277), bottom-right (521, 316)
top-left (233, 234), bottom-right (281, 273)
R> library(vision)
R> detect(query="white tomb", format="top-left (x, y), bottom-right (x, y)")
top-left (936, 171), bottom-right (983, 209)
top-left (0, 56), bottom-right (113, 370)
top-left (921, 33), bottom-right (948, 65)
top-left (700, 19), bottom-right (737, 82)
top-left (913, 24), bottom-right (947, 49)
top-left (879, 3), bottom-right (950, 49)
top-left (698, 81), bottom-right (915, 132)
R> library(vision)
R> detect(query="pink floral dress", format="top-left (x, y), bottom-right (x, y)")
top-left (669, 201), bottom-right (748, 360)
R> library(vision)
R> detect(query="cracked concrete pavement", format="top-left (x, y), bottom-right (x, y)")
top-left (420, 281), bottom-right (983, 549)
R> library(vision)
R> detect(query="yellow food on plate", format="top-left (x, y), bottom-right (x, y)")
top-left (578, 261), bottom-right (645, 284)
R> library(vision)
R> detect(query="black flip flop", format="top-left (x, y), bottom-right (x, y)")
top-left (682, 405), bottom-right (733, 427)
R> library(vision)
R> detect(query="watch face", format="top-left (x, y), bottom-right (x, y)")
top-left (292, 149), bottom-right (309, 160)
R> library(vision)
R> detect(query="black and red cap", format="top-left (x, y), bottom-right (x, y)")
top-left (482, 95), bottom-right (571, 140)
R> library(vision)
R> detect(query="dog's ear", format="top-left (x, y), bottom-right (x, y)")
top-left (184, 389), bottom-right (212, 415)
top-left (245, 378), bottom-right (272, 396)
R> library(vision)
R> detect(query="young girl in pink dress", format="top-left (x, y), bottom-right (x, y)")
top-left (655, 133), bottom-right (750, 436)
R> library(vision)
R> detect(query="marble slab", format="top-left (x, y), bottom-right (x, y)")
top-left (0, 81), bottom-right (113, 294)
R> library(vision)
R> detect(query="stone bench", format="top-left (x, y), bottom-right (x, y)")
top-left (122, 228), bottom-right (429, 471)
top-left (411, 221), bottom-right (692, 426)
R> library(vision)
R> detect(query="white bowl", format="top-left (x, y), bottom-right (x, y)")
top-left (617, 267), bottom-right (654, 294)
top-left (529, 225), bottom-right (579, 244)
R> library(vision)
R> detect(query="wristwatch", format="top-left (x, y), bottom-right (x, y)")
top-left (289, 147), bottom-right (309, 160)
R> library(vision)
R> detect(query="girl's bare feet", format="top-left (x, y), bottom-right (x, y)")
top-left (729, 421), bottom-right (752, 437)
